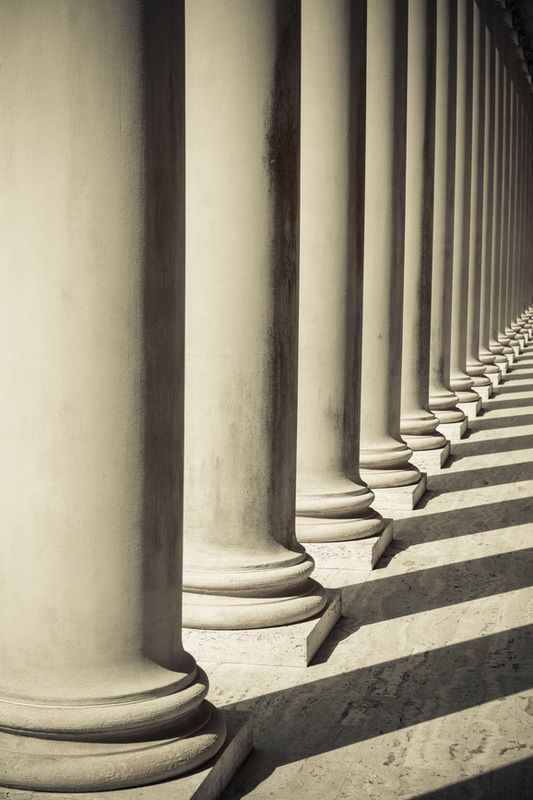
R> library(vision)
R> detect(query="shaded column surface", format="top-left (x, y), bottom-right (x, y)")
top-left (296, 0), bottom-right (384, 543)
top-left (0, 1), bottom-right (225, 792)
top-left (401, 0), bottom-right (446, 453)
top-left (477, 9), bottom-right (501, 382)
top-left (359, 0), bottom-right (421, 489)
top-left (496, 65), bottom-right (515, 359)
top-left (449, 0), bottom-right (480, 407)
top-left (465, 1), bottom-right (492, 395)
top-left (183, 0), bottom-right (326, 630)
top-left (429, 0), bottom-right (467, 428)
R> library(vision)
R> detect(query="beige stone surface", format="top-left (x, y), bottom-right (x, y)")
top-left (409, 441), bottom-right (451, 472)
top-left (371, 473), bottom-right (427, 513)
top-left (305, 520), bottom-right (394, 573)
top-left (437, 418), bottom-right (469, 442)
top-left (207, 345), bottom-right (533, 800)
top-left (183, 592), bottom-right (341, 668)
top-left (2, 712), bottom-right (252, 800)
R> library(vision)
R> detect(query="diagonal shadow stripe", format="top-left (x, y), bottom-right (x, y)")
top-left (220, 626), bottom-right (533, 798)
top-left (427, 460), bottom-right (533, 492)
top-left (451, 434), bottom-right (533, 458)
top-left (412, 757), bottom-right (533, 799)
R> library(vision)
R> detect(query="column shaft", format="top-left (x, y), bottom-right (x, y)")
top-left (296, 0), bottom-right (383, 543)
top-left (400, 0), bottom-right (446, 452)
top-left (429, 0), bottom-right (466, 427)
top-left (450, 0), bottom-right (480, 405)
top-left (0, 1), bottom-right (225, 791)
top-left (183, 0), bottom-right (326, 630)
top-left (360, 0), bottom-right (420, 489)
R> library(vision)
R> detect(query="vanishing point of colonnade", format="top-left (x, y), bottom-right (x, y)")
top-left (1, 0), bottom-right (532, 796)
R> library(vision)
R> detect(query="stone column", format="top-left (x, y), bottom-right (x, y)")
top-left (502, 71), bottom-right (519, 351)
top-left (478, 17), bottom-right (502, 387)
top-left (295, 0), bottom-right (385, 547)
top-left (465, 1), bottom-right (492, 402)
top-left (0, 2), bottom-right (226, 792)
top-left (183, 0), bottom-right (327, 631)
top-left (488, 43), bottom-right (510, 370)
top-left (496, 64), bottom-right (515, 361)
top-left (360, 0), bottom-right (423, 501)
top-left (450, 0), bottom-right (481, 419)
top-left (429, 0), bottom-right (468, 443)
top-left (400, 0), bottom-right (449, 472)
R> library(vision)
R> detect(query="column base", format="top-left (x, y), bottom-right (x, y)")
top-left (183, 590), bottom-right (341, 667)
top-left (476, 384), bottom-right (492, 402)
top-left (486, 370), bottom-right (501, 387)
top-left (457, 397), bottom-right (483, 420)
top-left (408, 441), bottom-right (450, 473)
top-left (2, 711), bottom-right (253, 800)
top-left (511, 343), bottom-right (520, 357)
top-left (304, 519), bottom-right (394, 572)
top-left (436, 417), bottom-right (468, 442)
top-left (369, 473), bottom-right (427, 513)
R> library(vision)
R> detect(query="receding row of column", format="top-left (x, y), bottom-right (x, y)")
top-left (1, 0), bottom-right (532, 794)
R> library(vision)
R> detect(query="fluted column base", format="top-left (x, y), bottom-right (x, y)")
top-left (359, 438), bottom-right (420, 489)
top-left (296, 481), bottom-right (384, 543)
top-left (183, 551), bottom-right (327, 630)
top-left (400, 408), bottom-right (447, 451)
top-left (0, 672), bottom-right (226, 792)
top-left (429, 386), bottom-right (467, 425)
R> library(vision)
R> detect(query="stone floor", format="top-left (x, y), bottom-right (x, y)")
top-left (209, 345), bottom-right (533, 799)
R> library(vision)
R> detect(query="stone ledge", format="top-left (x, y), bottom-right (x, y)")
top-left (0, 710), bottom-right (253, 800)
top-left (183, 590), bottom-right (341, 668)
top-left (304, 519), bottom-right (394, 572)
top-left (436, 418), bottom-right (468, 442)
top-left (370, 473), bottom-right (427, 513)
top-left (409, 441), bottom-right (450, 473)
top-left (457, 398), bottom-right (483, 420)
top-left (487, 371), bottom-right (501, 387)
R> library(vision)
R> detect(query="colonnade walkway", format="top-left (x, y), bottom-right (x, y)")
top-left (210, 346), bottom-right (533, 800)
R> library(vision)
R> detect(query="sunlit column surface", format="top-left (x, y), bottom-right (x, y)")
top-left (450, 0), bottom-right (480, 407)
top-left (360, 0), bottom-right (421, 489)
top-left (0, 1), bottom-right (226, 791)
top-left (400, 0), bottom-right (447, 453)
top-left (183, 0), bottom-right (327, 630)
top-left (478, 13), bottom-right (501, 383)
top-left (429, 0), bottom-right (467, 428)
top-left (296, 0), bottom-right (384, 544)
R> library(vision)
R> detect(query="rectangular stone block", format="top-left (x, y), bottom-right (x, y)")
top-left (457, 397), bottom-right (483, 420)
top-left (408, 441), bottom-right (450, 473)
top-left (511, 343), bottom-right (520, 357)
top-left (313, 567), bottom-right (372, 615)
top-left (487, 371), bottom-right (501, 387)
top-left (436, 417), bottom-right (468, 442)
top-left (182, 590), bottom-right (341, 668)
top-left (370, 473), bottom-right (427, 513)
top-left (477, 384), bottom-right (492, 402)
top-left (304, 519), bottom-right (394, 572)
top-left (5, 711), bottom-right (253, 800)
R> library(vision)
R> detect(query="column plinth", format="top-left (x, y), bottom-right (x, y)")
top-left (182, 0), bottom-right (327, 632)
top-left (360, 0), bottom-right (421, 491)
top-left (0, 2), bottom-right (226, 791)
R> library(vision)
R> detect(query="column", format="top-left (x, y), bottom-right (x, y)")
top-left (488, 43), bottom-right (510, 369)
top-left (450, 0), bottom-right (481, 417)
top-left (296, 0), bottom-right (384, 546)
top-left (400, 0), bottom-right (449, 469)
top-left (360, 0), bottom-right (422, 491)
top-left (465, 1), bottom-right (493, 401)
top-left (478, 16), bottom-right (502, 386)
top-left (496, 64), bottom-right (515, 360)
top-left (183, 0), bottom-right (327, 630)
top-left (0, 1), bottom-right (225, 792)
top-left (429, 0), bottom-right (468, 442)
top-left (501, 68), bottom-right (518, 350)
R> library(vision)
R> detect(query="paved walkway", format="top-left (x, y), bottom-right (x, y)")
top-left (212, 345), bottom-right (533, 799)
